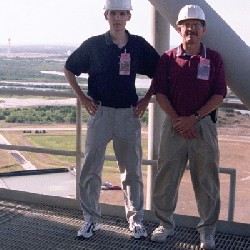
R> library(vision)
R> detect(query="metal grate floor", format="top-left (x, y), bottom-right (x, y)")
top-left (0, 200), bottom-right (249, 250)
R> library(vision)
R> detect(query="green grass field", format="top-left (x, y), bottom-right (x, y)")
top-left (26, 131), bottom-right (149, 167)
top-left (0, 129), bottom-right (149, 173)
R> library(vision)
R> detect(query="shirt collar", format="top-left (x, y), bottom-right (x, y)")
top-left (104, 30), bottom-right (131, 46)
top-left (176, 43), bottom-right (207, 58)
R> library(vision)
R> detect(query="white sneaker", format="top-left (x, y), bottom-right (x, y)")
top-left (130, 222), bottom-right (148, 239)
top-left (151, 225), bottom-right (174, 242)
top-left (200, 232), bottom-right (215, 249)
top-left (77, 222), bottom-right (101, 238)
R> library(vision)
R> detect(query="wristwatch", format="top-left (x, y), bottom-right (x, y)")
top-left (194, 112), bottom-right (202, 121)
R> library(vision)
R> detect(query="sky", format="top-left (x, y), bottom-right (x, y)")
top-left (0, 0), bottom-right (249, 47)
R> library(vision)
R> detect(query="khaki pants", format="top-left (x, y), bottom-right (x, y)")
top-left (153, 116), bottom-right (220, 234)
top-left (79, 106), bottom-right (144, 224)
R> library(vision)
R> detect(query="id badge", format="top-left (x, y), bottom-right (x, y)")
top-left (197, 58), bottom-right (210, 80)
top-left (119, 52), bottom-right (130, 75)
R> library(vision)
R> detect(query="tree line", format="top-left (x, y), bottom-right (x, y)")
top-left (0, 106), bottom-right (149, 124)
top-left (0, 106), bottom-right (78, 124)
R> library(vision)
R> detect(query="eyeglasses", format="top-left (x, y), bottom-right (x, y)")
top-left (179, 23), bottom-right (203, 30)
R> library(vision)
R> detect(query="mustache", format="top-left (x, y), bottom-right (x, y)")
top-left (186, 31), bottom-right (197, 36)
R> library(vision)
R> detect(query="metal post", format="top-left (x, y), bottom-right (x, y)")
top-left (219, 167), bottom-right (236, 221)
top-left (75, 99), bottom-right (82, 199)
top-left (146, 7), bottom-right (170, 210)
top-left (228, 169), bottom-right (236, 221)
top-left (146, 102), bottom-right (157, 209)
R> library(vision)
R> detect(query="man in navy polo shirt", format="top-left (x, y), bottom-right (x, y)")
top-left (64, 0), bottom-right (159, 240)
top-left (151, 5), bottom-right (227, 249)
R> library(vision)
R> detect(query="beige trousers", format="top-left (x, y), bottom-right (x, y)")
top-left (153, 116), bottom-right (220, 234)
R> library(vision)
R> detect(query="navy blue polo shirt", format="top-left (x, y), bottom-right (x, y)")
top-left (65, 31), bottom-right (160, 108)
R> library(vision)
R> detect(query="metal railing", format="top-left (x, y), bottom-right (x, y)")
top-left (0, 88), bottom-right (248, 221)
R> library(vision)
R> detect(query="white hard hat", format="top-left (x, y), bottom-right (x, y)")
top-left (177, 5), bottom-right (205, 24)
top-left (104, 0), bottom-right (133, 11)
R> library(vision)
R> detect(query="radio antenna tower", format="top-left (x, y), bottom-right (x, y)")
top-left (7, 38), bottom-right (11, 56)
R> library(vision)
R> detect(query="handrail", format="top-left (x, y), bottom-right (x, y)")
top-left (0, 143), bottom-right (157, 165)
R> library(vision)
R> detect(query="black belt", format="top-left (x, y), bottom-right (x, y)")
top-left (94, 100), bottom-right (135, 109)
top-left (200, 110), bottom-right (217, 123)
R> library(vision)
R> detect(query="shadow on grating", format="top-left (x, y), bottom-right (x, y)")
top-left (0, 200), bottom-right (249, 250)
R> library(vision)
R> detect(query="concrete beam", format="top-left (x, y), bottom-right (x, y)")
top-left (148, 0), bottom-right (250, 109)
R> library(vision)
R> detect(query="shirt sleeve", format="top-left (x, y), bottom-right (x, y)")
top-left (65, 39), bottom-right (91, 76)
top-left (153, 53), bottom-right (170, 95)
top-left (211, 52), bottom-right (227, 98)
top-left (136, 37), bottom-right (160, 78)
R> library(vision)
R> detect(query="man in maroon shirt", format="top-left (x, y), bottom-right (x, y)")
top-left (151, 5), bottom-right (227, 249)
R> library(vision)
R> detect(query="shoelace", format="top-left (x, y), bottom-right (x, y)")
top-left (80, 222), bottom-right (92, 233)
top-left (155, 226), bottom-right (165, 233)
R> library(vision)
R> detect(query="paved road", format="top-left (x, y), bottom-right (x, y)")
top-left (0, 134), bottom-right (36, 170)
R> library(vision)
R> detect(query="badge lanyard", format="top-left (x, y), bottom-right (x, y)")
top-left (119, 50), bottom-right (131, 75)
